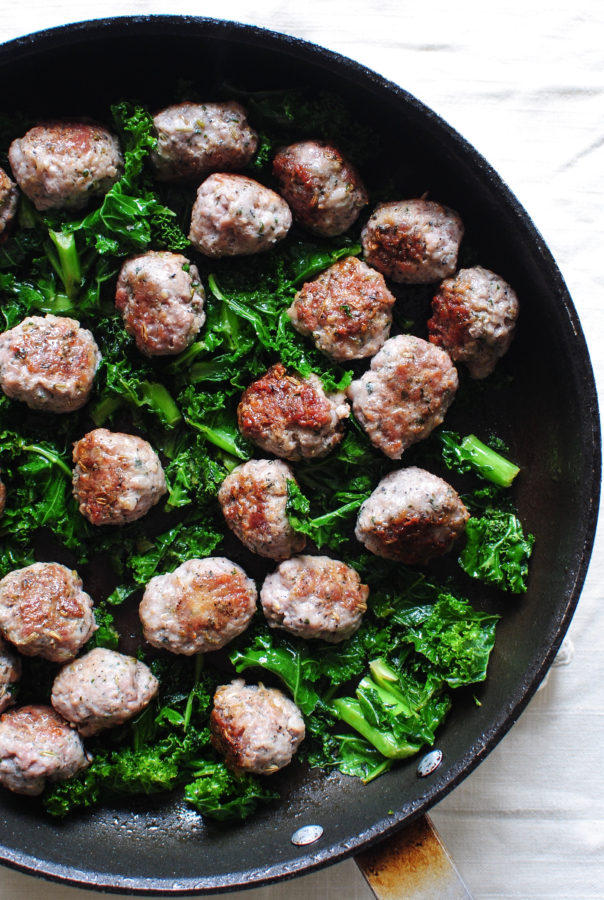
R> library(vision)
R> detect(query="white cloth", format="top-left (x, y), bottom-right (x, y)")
top-left (0, 2), bottom-right (602, 898)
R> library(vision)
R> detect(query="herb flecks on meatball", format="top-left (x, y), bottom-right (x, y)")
top-left (356, 467), bottom-right (469, 565)
top-left (361, 199), bottom-right (464, 284)
top-left (428, 265), bottom-right (519, 379)
top-left (273, 140), bottom-right (368, 237)
top-left (72, 428), bottom-right (167, 526)
top-left (210, 679), bottom-right (305, 775)
top-left (238, 363), bottom-right (350, 461)
top-left (288, 256), bottom-right (395, 362)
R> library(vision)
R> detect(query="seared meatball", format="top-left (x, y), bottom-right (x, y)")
top-left (428, 265), bottom-right (519, 379)
top-left (140, 558), bottom-right (257, 656)
top-left (72, 428), bottom-right (167, 526)
top-left (356, 467), bottom-right (469, 564)
top-left (261, 555), bottom-right (368, 643)
top-left (0, 562), bottom-right (96, 663)
top-left (0, 166), bottom-right (18, 236)
top-left (8, 122), bottom-right (123, 212)
top-left (115, 251), bottom-right (206, 357)
top-left (272, 141), bottom-right (368, 236)
top-left (0, 705), bottom-right (89, 796)
top-left (189, 173), bottom-right (291, 257)
top-left (361, 199), bottom-right (464, 284)
top-left (51, 648), bottom-right (158, 736)
top-left (151, 101), bottom-right (258, 182)
top-left (218, 459), bottom-right (306, 561)
top-left (347, 335), bottom-right (458, 459)
top-left (210, 679), bottom-right (305, 775)
top-left (238, 363), bottom-right (349, 461)
top-left (0, 637), bottom-right (21, 714)
top-left (288, 256), bottom-right (395, 362)
top-left (0, 314), bottom-right (101, 413)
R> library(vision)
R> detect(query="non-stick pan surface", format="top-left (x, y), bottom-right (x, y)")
top-left (0, 15), bottom-right (599, 895)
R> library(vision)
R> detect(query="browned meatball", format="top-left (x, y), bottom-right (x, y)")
top-left (261, 555), bottom-right (368, 643)
top-left (210, 679), bottom-right (305, 775)
top-left (0, 705), bottom-right (89, 796)
top-left (361, 199), bottom-right (464, 284)
top-left (428, 265), bottom-right (519, 379)
top-left (51, 648), bottom-right (158, 736)
top-left (272, 141), bottom-right (368, 236)
top-left (0, 314), bottom-right (101, 413)
top-left (355, 467), bottom-right (469, 564)
top-left (139, 558), bottom-right (257, 655)
top-left (8, 122), bottom-right (123, 211)
top-left (347, 335), bottom-right (458, 459)
top-left (218, 459), bottom-right (306, 560)
top-left (151, 101), bottom-right (258, 182)
top-left (115, 251), bottom-right (206, 357)
top-left (0, 636), bottom-right (21, 714)
top-left (0, 562), bottom-right (96, 663)
top-left (288, 256), bottom-right (395, 362)
top-left (72, 428), bottom-right (167, 526)
top-left (238, 363), bottom-right (350, 461)
top-left (0, 166), bottom-right (18, 237)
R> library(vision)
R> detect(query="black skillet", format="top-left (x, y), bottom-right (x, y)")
top-left (0, 15), bottom-right (599, 895)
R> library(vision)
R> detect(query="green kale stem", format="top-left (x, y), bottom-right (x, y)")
top-left (23, 443), bottom-right (71, 478)
top-left (47, 229), bottom-right (82, 300)
top-left (184, 654), bottom-right (204, 731)
top-left (89, 396), bottom-right (123, 427)
top-left (331, 697), bottom-right (420, 759)
top-left (440, 431), bottom-right (520, 487)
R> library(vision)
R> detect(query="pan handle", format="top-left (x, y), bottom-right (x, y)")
top-left (355, 813), bottom-right (473, 900)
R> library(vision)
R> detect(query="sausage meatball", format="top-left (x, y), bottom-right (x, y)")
top-left (151, 101), bottom-right (258, 182)
top-left (115, 251), bottom-right (206, 357)
top-left (238, 363), bottom-right (350, 461)
top-left (0, 314), bottom-right (101, 413)
top-left (288, 256), bottom-right (395, 362)
top-left (428, 265), bottom-right (519, 379)
top-left (72, 428), bottom-right (167, 526)
top-left (0, 166), bottom-right (18, 237)
top-left (347, 335), bottom-right (458, 459)
top-left (218, 459), bottom-right (306, 561)
top-left (0, 477), bottom-right (5, 518)
top-left (361, 199), bottom-right (464, 284)
top-left (0, 705), bottom-right (89, 796)
top-left (261, 555), bottom-right (369, 643)
top-left (188, 173), bottom-right (292, 257)
top-left (0, 637), bottom-right (21, 714)
top-left (0, 562), bottom-right (96, 663)
top-left (272, 141), bottom-right (368, 237)
top-left (8, 121), bottom-right (123, 212)
top-left (356, 467), bottom-right (469, 564)
top-left (140, 557), bottom-right (257, 656)
top-left (51, 648), bottom-right (158, 736)
top-left (210, 679), bottom-right (305, 775)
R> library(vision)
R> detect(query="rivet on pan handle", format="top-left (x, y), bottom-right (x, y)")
top-left (355, 814), bottom-right (473, 900)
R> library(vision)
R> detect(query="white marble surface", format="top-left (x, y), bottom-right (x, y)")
top-left (0, 2), bottom-right (603, 898)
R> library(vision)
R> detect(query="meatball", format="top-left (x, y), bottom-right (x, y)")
top-left (238, 363), bottom-right (350, 461)
top-left (347, 335), bottom-right (458, 459)
top-left (0, 705), bottom-right (89, 796)
top-left (0, 166), bottom-right (18, 237)
top-left (361, 199), bottom-right (464, 284)
top-left (8, 121), bottom-right (123, 212)
top-left (0, 477), bottom-right (5, 518)
top-left (140, 558), bottom-right (257, 656)
top-left (0, 637), bottom-right (21, 714)
top-left (261, 555), bottom-right (368, 643)
top-left (51, 648), bottom-right (158, 737)
top-left (72, 428), bottom-right (167, 526)
top-left (288, 256), bottom-right (395, 362)
top-left (218, 459), bottom-right (306, 561)
top-left (188, 173), bottom-right (292, 257)
top-left (210, 679), bottom-right (305, 775)
top-left (151, 101), bottom-right (258, 182)
top-left (272, 140), bottom-right (368, 237)
top-left (428, 265), bottom-right (519, 379)
top-left (356, 467), bottom-right (469, 564)
top-left (0, 562), bottom-right (96, 663)
top-left (115, 251), bottom-right (206, 357)
top-left (0, 314), bottom-right (101, 413)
